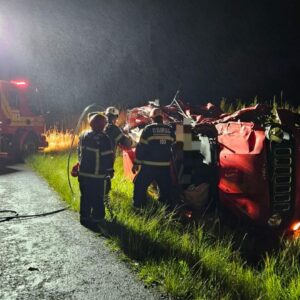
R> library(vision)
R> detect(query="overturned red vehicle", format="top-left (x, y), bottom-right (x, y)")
top-left (123, 99), bottom-right (300, 235)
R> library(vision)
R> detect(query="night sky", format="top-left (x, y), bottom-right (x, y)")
top-left (0, 0), bottom-right (299, 122)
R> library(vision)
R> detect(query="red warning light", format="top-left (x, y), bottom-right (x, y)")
top-left (10, 80), bottom-right (28, 87)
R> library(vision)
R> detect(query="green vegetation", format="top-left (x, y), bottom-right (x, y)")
top-left (27, 153), bottom-right (300, 299)
top-left (219, 97), bottom-right (300, 114)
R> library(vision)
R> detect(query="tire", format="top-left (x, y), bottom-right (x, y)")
top-left (22, 135), bottom-right (38, 159)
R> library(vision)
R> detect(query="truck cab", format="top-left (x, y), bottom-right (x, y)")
top-left (0, 80), bottom-right (47, 164)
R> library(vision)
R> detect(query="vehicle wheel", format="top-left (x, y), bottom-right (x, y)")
top-left (22, 136), bottom-right (38, 158)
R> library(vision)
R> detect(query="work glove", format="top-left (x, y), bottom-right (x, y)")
top-left (71, 162), bottom-right (79, 177)
top-left (107, 170), bottom-right (114, 179)
top-left (131, 163), bottom-right (140, 174)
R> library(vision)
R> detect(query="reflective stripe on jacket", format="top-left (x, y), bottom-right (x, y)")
top-left (78, 130), bottom-right (114, 178)
top-left (135, 123), bottom-right (175, 167)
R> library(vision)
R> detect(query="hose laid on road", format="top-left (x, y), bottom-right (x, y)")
top-left (0, 207), bottom-right (69, 223)
top-left (0, 209), bottom-right (18, 222)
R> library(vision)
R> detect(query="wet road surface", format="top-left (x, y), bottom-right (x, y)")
top-left (0, 164), bottom-right (162, 299)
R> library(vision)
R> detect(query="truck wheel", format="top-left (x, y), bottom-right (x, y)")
top-left (22, 136), bottom-right (38, 158)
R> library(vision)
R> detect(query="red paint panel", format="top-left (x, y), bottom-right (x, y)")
top-left (122, 148), bottom-right (136, 181)
top-left (217, 123), bottom-right (270, 223)
top-left (289, 128), bottom-right (300, 224)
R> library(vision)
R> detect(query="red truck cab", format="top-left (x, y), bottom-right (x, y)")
top-left (0, 80), bottom-right (47, 164)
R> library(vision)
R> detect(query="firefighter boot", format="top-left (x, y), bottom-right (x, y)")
top-left (91, 218), bottom-right (110, 236)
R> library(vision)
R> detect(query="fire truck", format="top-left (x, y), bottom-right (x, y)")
top-left (123, 100), bottom-right (300, 236)
top-left (0, 80), bottom-right (47, 166)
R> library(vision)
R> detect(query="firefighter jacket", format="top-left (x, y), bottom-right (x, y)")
top-left (105, 123), bottom-right (132, 153)
top-left (134, 123), bottom-right (176, 167)
top-left (78, 130), bottom-right (114, 178)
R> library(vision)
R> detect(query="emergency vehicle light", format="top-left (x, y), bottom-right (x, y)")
top-left (10, 80), bottom-right (28, 87)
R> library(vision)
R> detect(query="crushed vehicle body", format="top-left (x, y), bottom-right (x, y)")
top-left (123, 98), bottom-right (300, 236)
top-left (0, 80), bottom-right (47, 165)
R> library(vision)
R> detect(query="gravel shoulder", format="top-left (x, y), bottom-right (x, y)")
top-left (0, 164), bottom-right (162, 299)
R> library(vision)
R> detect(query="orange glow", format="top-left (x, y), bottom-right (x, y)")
top-left (116, 110), bottom-right (127, 127)
top-left (293, 231), bottom-right (300, 240)
top-left (291, 221), bottom-right (300, 232)
top-left (43, 113), bottom-right (126, 153)
top-left (184, 210), bottom-right (193, 219)
top-left (43, 128), bottom-right (79, 153)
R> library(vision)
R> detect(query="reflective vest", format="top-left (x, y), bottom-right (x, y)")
top-left (135, 123), bottom-right (176, 167)
top-left (78, 130), bottom-right (114, 178)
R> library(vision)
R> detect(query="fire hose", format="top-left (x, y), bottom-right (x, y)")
top-left (0, 207), bottom-right (69, 223)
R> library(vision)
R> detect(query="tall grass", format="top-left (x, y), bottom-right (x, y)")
top-left (27, 153), bottom-right (300, 299)
top-left (219, 97), bottom-right (300, 114)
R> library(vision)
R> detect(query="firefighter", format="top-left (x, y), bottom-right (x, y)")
top-left (104, 106), bottom-right (132, 201)
top-left (132, 107), bottom-right (176, 208)
top-left (104, 106), bottom-right (132, 158)
top-left (77, 112), bottom-right (114, 230)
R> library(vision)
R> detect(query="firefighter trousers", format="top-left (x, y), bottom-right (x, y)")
top-left (78, 176), bottom-right (108, 223)
top-left (133, 165), bottom-right (172, 208)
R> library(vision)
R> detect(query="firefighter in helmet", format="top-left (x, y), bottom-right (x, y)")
top-left (77, 112), bottom-right (114, 229)
top-left (104, 106), bottom-right (132, 159)
top-left (132, 107), bottom-right (176, 208)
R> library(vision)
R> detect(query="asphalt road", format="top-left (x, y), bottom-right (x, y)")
top-left (0, 164), bottom-right (162, 300)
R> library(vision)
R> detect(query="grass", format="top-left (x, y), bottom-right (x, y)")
top-left (27, 152), bottom-right (300, 299)
top-left (219, 97), bottom-right (300, 114)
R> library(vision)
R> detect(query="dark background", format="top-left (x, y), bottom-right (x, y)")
top-left (0, 0), bottom-right (299, 123)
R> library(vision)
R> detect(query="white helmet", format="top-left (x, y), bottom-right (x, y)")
top-left (105, 106), bottom-right (119, 116)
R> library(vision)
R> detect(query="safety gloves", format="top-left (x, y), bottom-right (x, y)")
top-left (131, 163), bottom-right (140, 174)
top-left (71, 162), bottom-right (80, 177)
